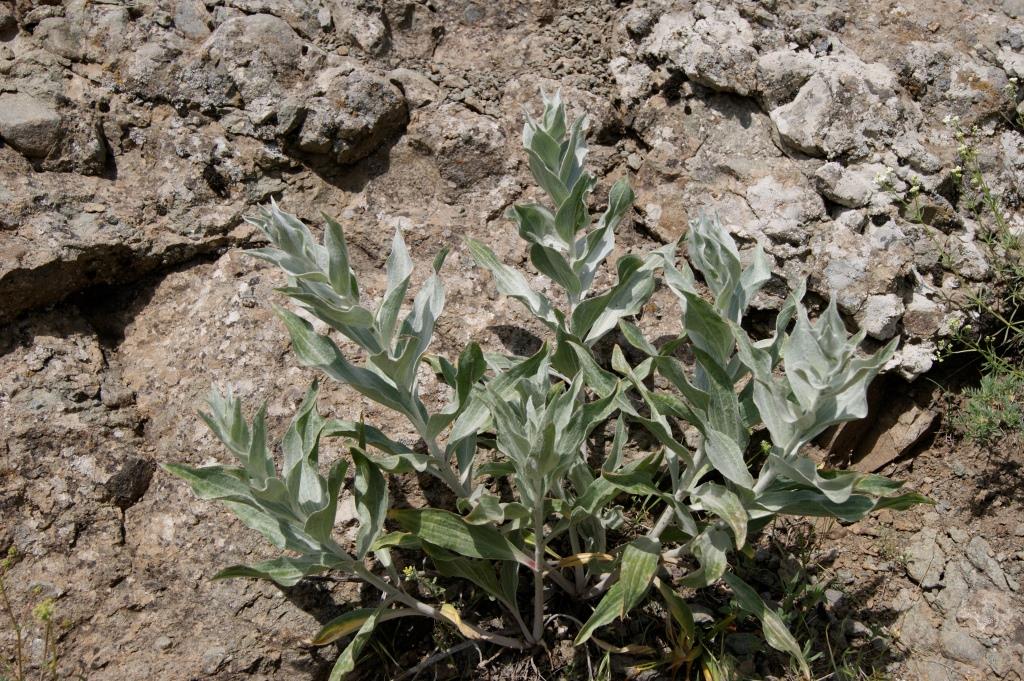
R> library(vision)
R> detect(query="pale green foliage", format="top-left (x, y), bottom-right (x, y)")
top-left (166, 93), bottom-right (927, 678)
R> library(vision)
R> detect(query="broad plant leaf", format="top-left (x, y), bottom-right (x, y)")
top-left (694, 483), bottom-right (749, 548)
top-left (390, 509), bottom-right (536, 569)
top-left (576, 537), bottom-right (661, 644)
top-left (214, 554), bottom-right (347, 587)
top-left (724, 573), bottom-right (810, 679)
top-left (467, 239), bottom-right (558, 327)
top-left (328, 607), bottom-right (383, 681)
top-left (352, 448), bottom-right (388, 559)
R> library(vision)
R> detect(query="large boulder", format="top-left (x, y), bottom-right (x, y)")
top-left (202, 14), bottom-right (305, 113)
top-left (770, 55), bottom-right (912, 159)
top-left (641, 5), bottom-right (758, 95)
top-left (291, 66), bottom-right (408, 165)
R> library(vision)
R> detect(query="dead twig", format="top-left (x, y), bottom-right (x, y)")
top-left (394, 639), bottom-right (481, 681)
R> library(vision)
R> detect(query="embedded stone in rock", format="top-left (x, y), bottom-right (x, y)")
top-left (813, 162), bottom-right (875, 208)
top-left (388, 68), bottom-right (441, 109)
top-left (203, 14), bottom-right (305, 107)
top-left (938, 622), bottom-right (986, 665)
top-left (35, 17), bottom-right (86, 61)
top-left (174, 0), bottom-right (212, 41)
top-left (673, 6), bottom-right (758, 95)
top-left (640, 6), bottom-right (757, 96)
top-left (44, 115), bottom-right (109, 176)
top-left (946, 224), bottom-right (992, 282)
top-left (903, 294), bottom-right (945, 338)
top-left (855, 293), bottom-right (905, 341)
top-left (0, 2), bottom-right (14, 33)
top-left (640, 10), bottom-right (694, 63)
top-left (955, 588), bottom-right (1023, 639)
top-left (965, 536), bottom-right (1009, 590)
top-left (905, 527), bottom-right (946, 589)
top-left (755, 49), bottom-right (818, 110)
top-left (609, 56), bottom-right (654, 104)
top-left (102, 458), bottom-right (157, 511)
top-left (295, 68), bottom-right (408, 165)
top-left (745, 174), bottom-right (825, 245)
top-left (1000, 47), bottom-right (1024, 80)
top-left (0, 93), bottom-right (62, 158)
top-left (330, 3), bottom-right (389, 55)
top-left (892, 341), bottom-right (938, 380)
top-left (770, 55), bottom-right (908, 159)
top-left (899, 600), bottom-right (940, 648)
top-left (406, 103), bottom-right (506, 189)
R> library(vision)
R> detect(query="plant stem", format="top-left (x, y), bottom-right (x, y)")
top-left (542, 564), bottom-right (577, 595)
top-left (648, 446), bottom-right (705, 540)
top-left (353, 565), bottom-right (526, 649)
top-left (752, 466), bottom-right (778, 495)
top-left (415, 421), bottom-right (470, 498)
top-left (531, 502), bottom-right (546, 644)
top-left (0, 573), bottom-right (23, 681)
top-left (568, 526), bottom-right (586, 593)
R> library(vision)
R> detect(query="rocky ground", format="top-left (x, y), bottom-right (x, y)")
top-left (1, 0), bottom-right (1023, 679)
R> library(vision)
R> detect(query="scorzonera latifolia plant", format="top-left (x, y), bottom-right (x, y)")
top-left (166, 93), bottom-right (927, 679)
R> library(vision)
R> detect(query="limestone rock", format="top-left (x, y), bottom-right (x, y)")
top-left (203, 14), bottom-right (305, 108)
top-left (906, 529), bottom-right (946, 589)
top-left (938, 623), bottom-right (986, 664)
top-left (609, 56), bottom-right (653, 104)
top-left (756, 49), bottom-right (819, 110)
top-left (0, 92), bottom-right (62, 158)
top-left (745, 174), bottom-right (826, 245)
top-left (406, 103), bottom-right (506, 189)
top-left (955, 588), bottom-right (1022, 639)
top-left (642, 5), bottom-right (757, 95)
top-left (903, 294), bottom-right (945, 338)
top-left (294, 67), bottom-right (408, 165)
top-left (892, 341), bottom-right (938, 380)
top-left (174, 0), bottom-right (212, 40)
top-left (771, 55), bottom-right (910, 159)
top-left (388, 68), bottom-right (441, 109)
top-left (675, 5), bottom-right (758, 95)
top-left (899, 600), bottom-right (940, 648)
top-left (0, 3), bottom-right (14, 34)
top-left (856, 293), bottom-right (905, 341)
top-left (946, 224), bottom-right (993, 282)
top-left (330, 2), bottom-right (390, 55)
top-left (965, 536), bottom-right (1009, 589)
top-left (816, 222), bottom-right (914, 315)
top-left (896, 42), bottom-right (1009, 123)
top-left (0, 1), bottom-right (1020, 677)
top-left (813, 161), bottom-right (875, 208)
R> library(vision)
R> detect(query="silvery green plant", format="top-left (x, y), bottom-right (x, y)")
top-left (166, 92), bottom-right (927, 679)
